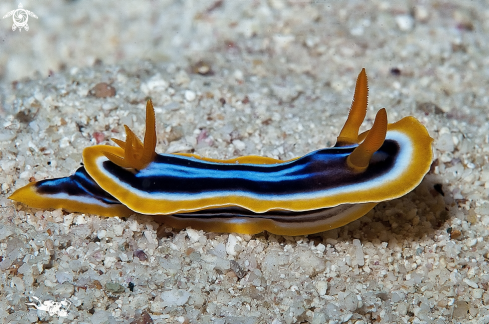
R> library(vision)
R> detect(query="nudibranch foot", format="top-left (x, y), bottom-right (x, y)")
top-left (159, 203), bottom-right (378, 236)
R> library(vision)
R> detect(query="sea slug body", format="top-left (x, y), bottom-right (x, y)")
top-left (9, 69), bottom-right (433, 235)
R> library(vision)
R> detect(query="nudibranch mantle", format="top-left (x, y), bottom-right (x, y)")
top-left (9, 69), bottom-right (433, 235)
top-left (82, 118), bottom-right (428, 214)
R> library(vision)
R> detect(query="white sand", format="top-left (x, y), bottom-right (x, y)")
top-left (1, 1), bottom-right (488, 323)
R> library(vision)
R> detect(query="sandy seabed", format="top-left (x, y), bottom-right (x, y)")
top-left (1, 1), bottom-right (488, 323)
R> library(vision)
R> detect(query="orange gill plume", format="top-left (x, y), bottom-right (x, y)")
top-left (102, 100), bottom-right (157, 170)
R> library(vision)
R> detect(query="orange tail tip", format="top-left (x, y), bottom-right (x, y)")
top-left (347, 108), bottom-right (388, 172)
top-left (8, 182), bottom-right (35, 202)
top-left (102, 99), bottom-right (157, 170)
top-left (336, 68), bottom-right (369, 146)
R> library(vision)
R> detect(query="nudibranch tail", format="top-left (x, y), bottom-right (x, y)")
top-left (8, 167), bottom-right (134, 217)
top-left (102, 99), bottom-right (157, 170)
top-left (347, 108), bottom-right (388, 172)
top-left (336, 68), bottom-right (368, 146)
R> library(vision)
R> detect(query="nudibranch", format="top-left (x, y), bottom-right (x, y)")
top-left (9, 69), bottom-right (433, 235)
